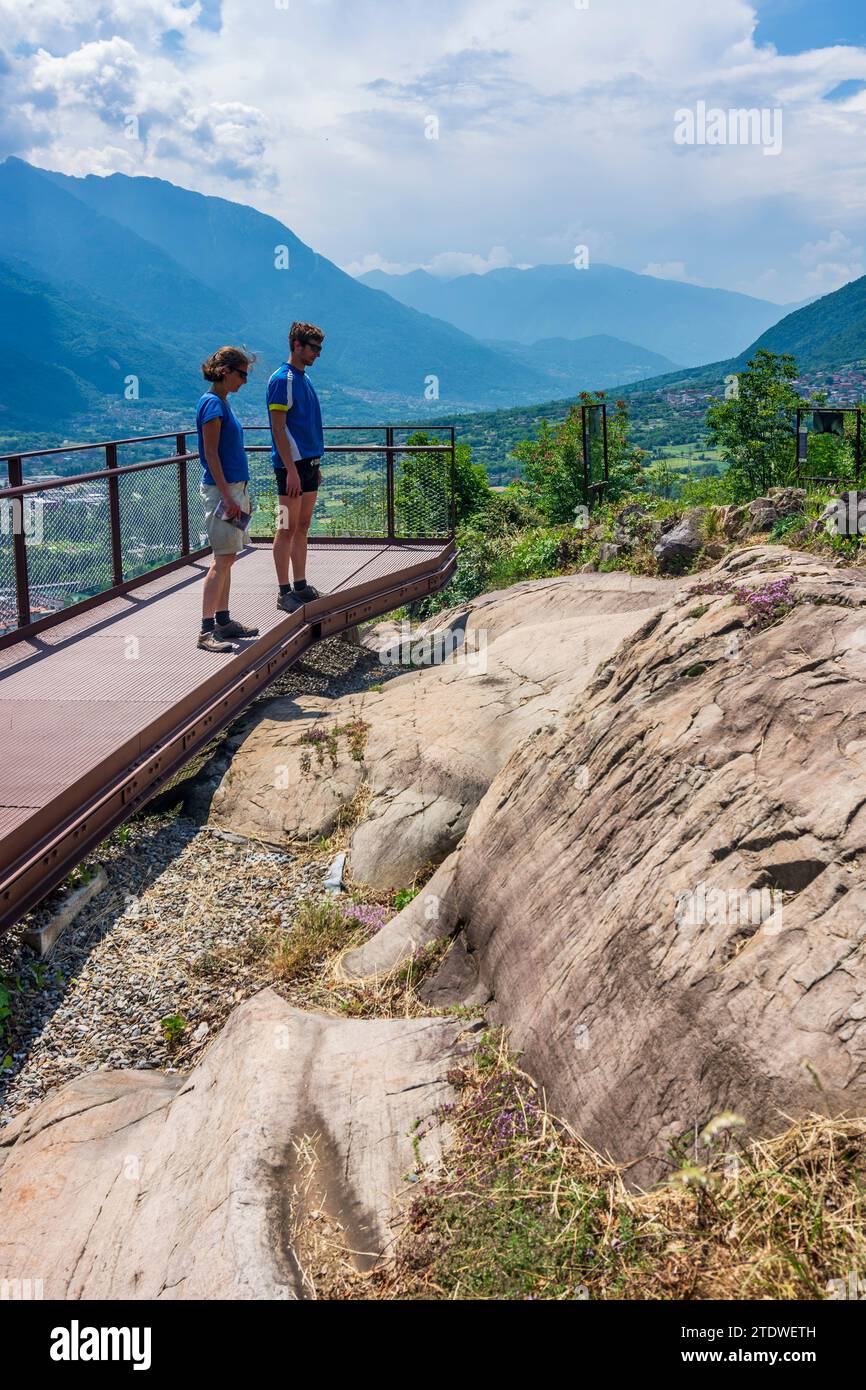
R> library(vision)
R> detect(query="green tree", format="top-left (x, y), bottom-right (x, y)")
top-left (706, 350), bottom-right (802, 499)
top-left (512, 393), bottom-right (643, 524)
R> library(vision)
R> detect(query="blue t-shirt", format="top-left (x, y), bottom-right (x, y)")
top-left (196, 392), bottom-right (249, 486)
top-left (267, 363), bottom-right (324, 466)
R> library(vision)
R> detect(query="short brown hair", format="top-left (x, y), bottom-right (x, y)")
top-left (201, 346), bottom-right (256, 382)
top-left (289, 321), bottom-right (325, 350)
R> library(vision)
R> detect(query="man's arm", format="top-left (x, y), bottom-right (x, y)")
top-left (202, 416), bottom-right (241, 518)
top-left (268, 408), bottom-right (302, 497)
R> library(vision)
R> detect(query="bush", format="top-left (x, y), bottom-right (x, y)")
top-left (513, 394), bottom-right (644, 523)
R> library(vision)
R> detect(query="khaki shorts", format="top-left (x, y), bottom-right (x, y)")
top-left (201, 480), bottom-right (251, 555)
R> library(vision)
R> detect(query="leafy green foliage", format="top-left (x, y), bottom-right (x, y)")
top-left (512, 394), bottom-right (644, 523)
top-left (160, 1014), bottom-right (188, 1048)
top-left (707, 350), bottom-right (803, 498)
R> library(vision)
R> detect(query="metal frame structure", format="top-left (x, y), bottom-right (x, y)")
top-left (0, 424), bottom-right (457, 644)
top-left (795, 405), bottom-right (863, 489)
top-left (581, 403), bottom-right (609, 508)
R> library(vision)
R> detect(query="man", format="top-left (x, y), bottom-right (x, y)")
top-left (267, 321), bottom-right (325, 613)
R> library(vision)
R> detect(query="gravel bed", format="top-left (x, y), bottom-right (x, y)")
top-left (0, 634), bottom-right (399, 1128)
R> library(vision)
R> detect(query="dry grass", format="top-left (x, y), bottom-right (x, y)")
top-left (325, 1034), bottom-right (866, 1302)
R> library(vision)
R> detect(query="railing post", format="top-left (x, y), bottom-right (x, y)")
top-left (385, 426), bottom-right (396, 541)
top-left (449, 427), bottom-right (456, 535)
top-left (105, 442), bottom-right (123, 586)
top-left (601, 404), bottom-right (609, 493)
top-left (857, 409), bottom-right (862, 488)
top-left (7, 457), bottom-right (31, 628)
top-left (176, 432), bottom-right (190, 555)
top-left (581, 406), bottom-right (590, 508)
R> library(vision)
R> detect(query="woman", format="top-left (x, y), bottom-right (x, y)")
top-left (196, 346), bottom-right (260, 652)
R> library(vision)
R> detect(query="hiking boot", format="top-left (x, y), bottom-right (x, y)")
top-left (291, 582), bottom-right (321, 603)
top-left (214, 618), bottom-right (260, 639)
top-left (197, 630), bottom-right (233, 652)
top-left (277, 590), bottom-right (304, 614)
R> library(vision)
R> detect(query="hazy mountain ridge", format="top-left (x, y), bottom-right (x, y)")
top-left (481, 333), bottom-right (679, 388)
top-left (358, 262), bottom-right (796, 366)
top-left (0, 159), bottom-right (570, 437)
top-left (2, 158), bottom-right (861, 450)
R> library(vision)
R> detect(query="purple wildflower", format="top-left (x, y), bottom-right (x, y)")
top-left (341, 902), bottom-right (389, 933)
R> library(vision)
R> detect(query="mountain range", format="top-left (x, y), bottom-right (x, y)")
top-left (0, 156), bottom-right (861, 449)
top-left (0, 158), bottom-right (558, 434)
top-left (358, 263), bottom-right (799, 366)
top-left (0, 157), bottom-right (796, 442)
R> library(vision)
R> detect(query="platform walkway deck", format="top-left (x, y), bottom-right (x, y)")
top-left (0, 537), bottom-right (455, 929)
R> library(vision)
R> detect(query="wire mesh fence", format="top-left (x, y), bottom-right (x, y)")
top-left (187, 465), bottom-right (210, 552)
top-left (0, 462), bottom-right (16, 636)
top-left (118, 467), bottom-right (182, 582)
top-left (0, 424), bottom-right (455, 637)
top-left (393, 434), bottom-right (453, 538)
top-left (21, 479), bottom-right (115, 619)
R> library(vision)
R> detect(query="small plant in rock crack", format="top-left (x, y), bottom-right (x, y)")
top-left (690, 573), bottom-right (795, 628)
top-left (733, 574), bottom-right (796, 625)
top-left (299, 725), bottom-right (330, 766)
top-left (393, 886), bottom-right (420, 913)
top-left (340, 902), bottom-right (390, 933)
top-left (160, 1014), bottom-right (188, 1049)
top-left (342, 717), bottom-right (370, 762)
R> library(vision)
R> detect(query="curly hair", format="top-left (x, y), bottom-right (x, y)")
top-left (201, 346), bottom-right (256, 382)
top-left (289, 321), bottom-right (325, 350)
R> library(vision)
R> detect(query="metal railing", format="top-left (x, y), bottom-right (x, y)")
top-left (795, 406), bottom-right (863, 489)
top-left (0, 424), bottom-right (456, 641)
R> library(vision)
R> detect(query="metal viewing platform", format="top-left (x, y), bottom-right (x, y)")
top-left (0, 425), bottom-right (458, 931)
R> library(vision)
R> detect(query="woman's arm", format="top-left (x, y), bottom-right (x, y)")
top-left (202, 416), bottom-right (241, 517)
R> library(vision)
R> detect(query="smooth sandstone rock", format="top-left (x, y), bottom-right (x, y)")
top-left (209, 573), bottom-right (676, 889)
top-left (0, 991), bottom-right (477, 1299)
top-left (343, 548), bottom-right (866, 1181)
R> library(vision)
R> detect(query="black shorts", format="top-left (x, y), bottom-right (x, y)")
top-left (274, 458), bottom-right (320, 495)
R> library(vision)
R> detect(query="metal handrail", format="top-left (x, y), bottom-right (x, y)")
top-left (0, 423), bottom-right (456, 465)
top-left (0, 424), bottom-right (457, 636)
top-left (0, 444), bottom-right (451, 499)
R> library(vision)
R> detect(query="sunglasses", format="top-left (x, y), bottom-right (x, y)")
top-left (300, 341), bottom-right (322, 355)
top-left (232, 368), bottom-right (249, 380)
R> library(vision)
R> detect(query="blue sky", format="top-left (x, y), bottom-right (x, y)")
top-left (755, 0), bottom-right (866, 53)
top-left (1, 0), bottom-right (865, 304)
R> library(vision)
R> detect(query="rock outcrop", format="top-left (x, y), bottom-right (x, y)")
top-left (208, 573), bottom-right (676, 890)
top-left (720, 488), bottom-right (806, 541)
top-left (343, 548), bottom-right (866, 1182)
top-left (653, 507), bottom-right (708, 572)
top-left (0, 991), bottom-right (478, 1298)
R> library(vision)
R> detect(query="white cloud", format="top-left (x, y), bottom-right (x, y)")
top-left (343, 245), bottom-right (526, 279)
top-left (425, 247), bottom-right (522, 277)
top-left (797, 230), bottom-right (865, 292)
top-left (3, 0), bottom-right (866, 299)
top-left (0, 0), bottom-right (201, 49)
top-left (30, 38), bottom-right (140, 122)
